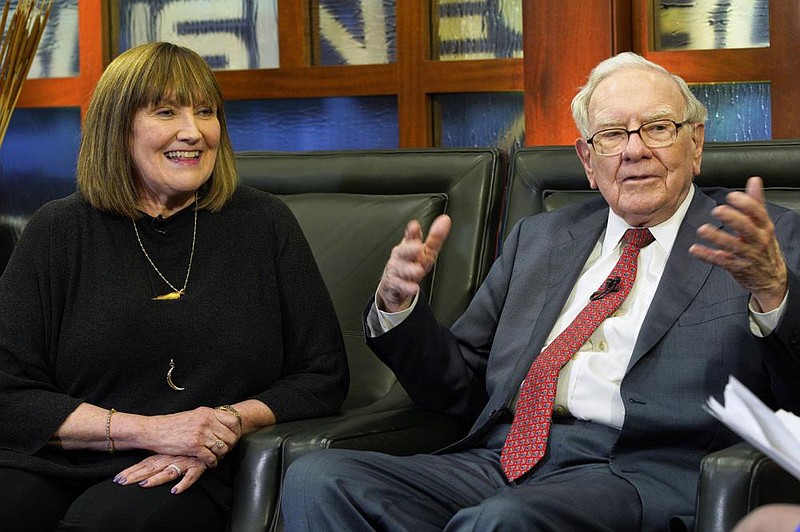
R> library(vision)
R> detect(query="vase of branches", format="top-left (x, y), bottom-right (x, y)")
top-left (0, 0), bottom-right (50, 148)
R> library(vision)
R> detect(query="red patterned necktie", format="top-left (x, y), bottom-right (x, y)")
top-left (500, 228), bottom-right (655, 482)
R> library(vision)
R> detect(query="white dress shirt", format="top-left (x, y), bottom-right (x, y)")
top-left (544, 189), bottom-right (692, 428)
top-left (367, 185), bottom-right (786, 429)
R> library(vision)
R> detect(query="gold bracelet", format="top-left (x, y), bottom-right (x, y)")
top-left (217, 405), bottom-right (243, 434)
top-left (106, 408), bottom-right (117, 453)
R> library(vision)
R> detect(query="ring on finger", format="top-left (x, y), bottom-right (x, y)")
top-left (168, 464), bottom-right (183, 476)
top-left (213, 439), bottom-right (224, 450)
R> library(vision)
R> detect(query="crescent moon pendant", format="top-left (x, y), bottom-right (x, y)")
top-left (167, 359), bottom-right (186, 391)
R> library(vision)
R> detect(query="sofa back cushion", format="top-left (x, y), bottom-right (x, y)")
top-left (236, 148), bottom-right (506, 411)
top-left (283, 192), bottom-right (445, 407)
top-left (504, 140), bottom-right (800, 241)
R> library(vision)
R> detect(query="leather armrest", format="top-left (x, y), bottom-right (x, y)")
top-left (229, 401), bottom-right (433, 532)
top-left (230, 408), bottom-right (464, 532)
top-left (229, 418), bottom-right (334, 532)
top-left (282, 407), bottom-right (467, 470)
top-left (263, 408), bottom-right (466, 532)
top-left (695, 442), bottom-right (800, 532)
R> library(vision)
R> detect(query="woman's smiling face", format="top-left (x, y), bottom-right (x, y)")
top-left (130, 99), bottom-right (220, 215)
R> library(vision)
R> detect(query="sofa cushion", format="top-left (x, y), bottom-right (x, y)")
top-left (236, 147), bottom-right (506, 412)
top-left (504, 140), bottom-right (800, 242)
top-left (281, 192), bottom-right (446, 408)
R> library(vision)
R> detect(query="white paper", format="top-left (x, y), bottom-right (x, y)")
top-left (705, 375), bottom-right (800, 481)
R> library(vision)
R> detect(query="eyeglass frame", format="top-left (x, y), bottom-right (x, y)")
top-left (586, 119), bottom-right (690, 156)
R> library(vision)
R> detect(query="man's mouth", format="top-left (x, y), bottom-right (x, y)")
top-left (622, 174), bottom-right (656, 182)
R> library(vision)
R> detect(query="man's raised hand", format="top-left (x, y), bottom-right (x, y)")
top-left (376, 214), bottom-right (452, 313)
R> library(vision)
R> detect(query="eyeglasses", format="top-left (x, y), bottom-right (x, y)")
top-left (587, 119), bottom-right (688, 156)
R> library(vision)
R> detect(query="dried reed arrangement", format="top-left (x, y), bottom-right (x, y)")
top-left (0, 0), bottom-right (51, 149)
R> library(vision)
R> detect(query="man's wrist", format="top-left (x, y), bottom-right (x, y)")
top-left (376, 287), bottom-right (415, 313)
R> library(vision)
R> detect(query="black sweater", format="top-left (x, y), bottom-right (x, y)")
top-left (0, 185), bottom-right (348, 480)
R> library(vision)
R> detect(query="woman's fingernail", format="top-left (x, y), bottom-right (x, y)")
top-left (171, 487), bottom-right (178, 494)
top-left (139, 480), bottom-right (148, 487)
top-left (115, 476), bottom-right (126, 484)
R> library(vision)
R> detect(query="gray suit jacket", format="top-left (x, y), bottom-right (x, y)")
top-left (366, 187), bottom-right (800, 531)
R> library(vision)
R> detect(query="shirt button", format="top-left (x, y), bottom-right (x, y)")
top-left (598, 340), bottom-right (607, 351)
top-left (555, 406), bottom-right (567, 416)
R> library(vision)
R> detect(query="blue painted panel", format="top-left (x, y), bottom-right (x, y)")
top-left (225, 97), bottom-right (398, 151)
top-left (435, 0), bottom-right (523, 60)
top-left (691, 82), bottom-right (771, 141)
top-left (317, 0), bottom-right (396, 65)
top-left (21, 0), bottom-right (80, 79)
top-left (118, 0), bottom-right (279, 69)
top-left (654, 0), bottom-right (769, 51)
top-left (435, 92), bottom-right (524, 152)
top-left (0, 107), bottom-right (80, 215)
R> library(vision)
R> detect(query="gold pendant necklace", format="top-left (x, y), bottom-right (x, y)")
top-left (166, 358), bottom-right (186, 391)
top-left (133, 194), bottom-right (198, 301)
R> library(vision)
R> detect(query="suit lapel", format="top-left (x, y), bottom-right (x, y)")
top-left (505, 209), bottom-right (608, 401)
top-left (627, 189), bottom-right (720, 370)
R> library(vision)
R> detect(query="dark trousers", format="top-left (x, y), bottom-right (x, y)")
top-left (281, 418), bottom-right (643, 531)
top-left (0, 467), bottom-right (228, 532)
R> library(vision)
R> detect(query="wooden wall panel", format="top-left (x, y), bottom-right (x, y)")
top-left (523, 0), bottom-right (627, 146)
top-left (278, 0), bottom-right (312, 68)
top-left (396, 0), bottom-right (431, 147)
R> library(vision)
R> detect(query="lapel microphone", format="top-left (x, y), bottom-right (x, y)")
top-left (152, 215), bottom-right (167, 235)
top-left (590, 276), bottom-right (621, 301)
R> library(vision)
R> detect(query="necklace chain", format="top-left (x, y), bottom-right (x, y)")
top-left (132, 195), bottom-right (198, 299)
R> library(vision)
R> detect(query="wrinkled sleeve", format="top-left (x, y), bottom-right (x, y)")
top-left (756, 207), bottom-right (800, 412)
top-left (251, 201), bottom-right (349, 423)
top-left (0, 208), bottom-right (83, 454)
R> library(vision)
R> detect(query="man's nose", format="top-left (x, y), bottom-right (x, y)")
top-left (622, 129), bottom-right (650, 157)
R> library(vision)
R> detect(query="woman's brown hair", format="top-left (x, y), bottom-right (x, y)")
top-left (77, 41), bottom-right (238, 217)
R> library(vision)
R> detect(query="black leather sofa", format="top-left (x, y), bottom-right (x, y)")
top-left (2, 142), bottom-right (799, 531)
top-left (504, 141), bottom-right (800, 532)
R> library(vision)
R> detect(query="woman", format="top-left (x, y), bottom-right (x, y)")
top-left (0, 42), bottom-right (348, 531)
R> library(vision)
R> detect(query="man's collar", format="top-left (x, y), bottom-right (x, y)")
top-left (602, 184), bottom-right (695, 256)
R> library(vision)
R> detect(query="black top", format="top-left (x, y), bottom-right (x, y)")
top-left (0, 185), bottom-right (348, 481)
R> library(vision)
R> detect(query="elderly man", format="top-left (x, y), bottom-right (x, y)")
top-left (281, 52), bottom-right (800, 531)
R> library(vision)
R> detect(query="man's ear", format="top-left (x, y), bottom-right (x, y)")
top-left (575, 138), bottom-right (598, 189)
top-left (691, 123), bottom-right (705, 177)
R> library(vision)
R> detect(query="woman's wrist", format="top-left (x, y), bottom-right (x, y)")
top-left (217, 405), bottom-right (243, 435)
top-left (104, 411), bottom-right (150, 452)
top-left (106, 408), bottom-right (117, 453)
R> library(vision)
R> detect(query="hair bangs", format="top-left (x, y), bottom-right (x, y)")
top-left (135, 48), bottom-right (222, 112)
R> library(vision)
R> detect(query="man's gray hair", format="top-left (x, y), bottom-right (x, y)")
top-left (571, 52), bottom-right (708, 138)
